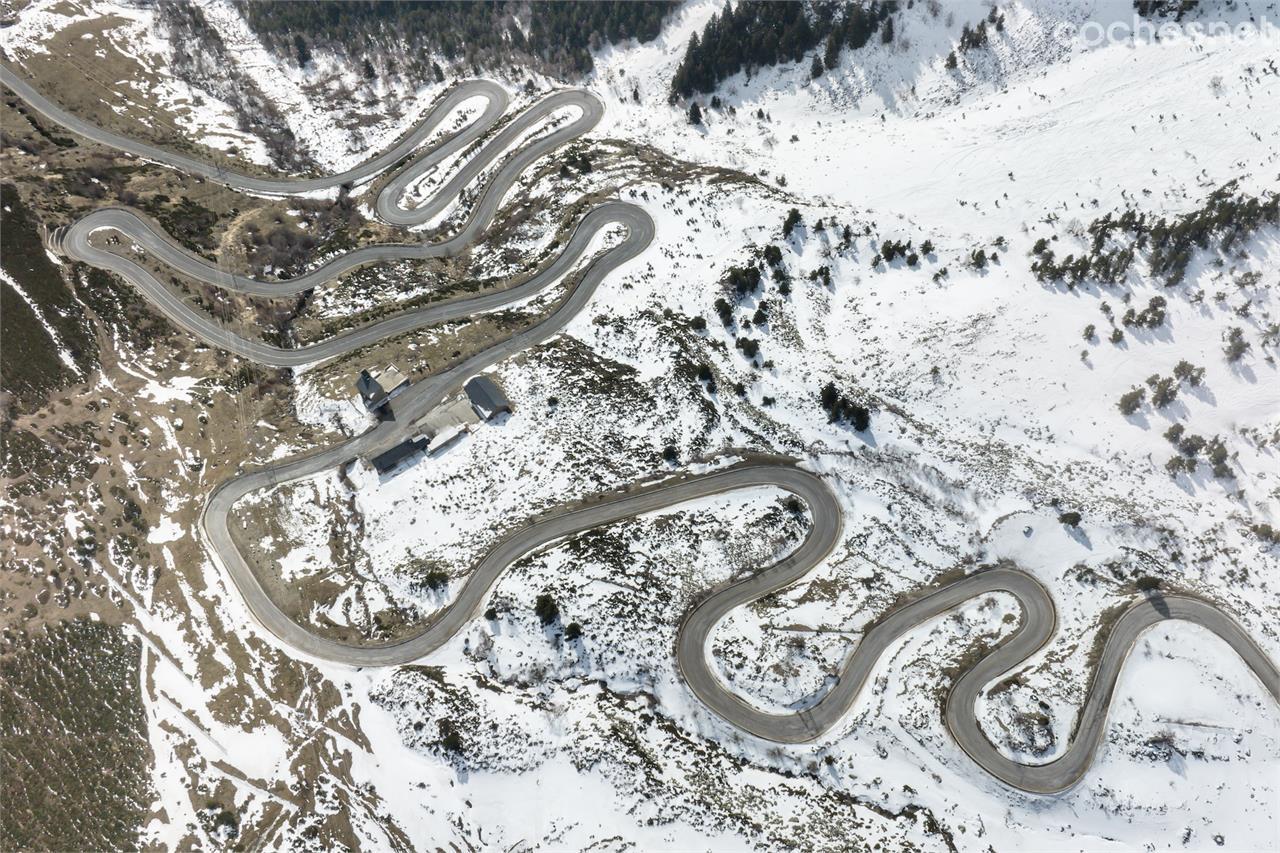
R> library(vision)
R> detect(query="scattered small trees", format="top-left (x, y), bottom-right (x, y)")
top-left (1165, 430), bottom-right (1233, 479)
top-left (880, 239), bottom-right (911, 263)
top-left (1147, 374), bottom-right (1178, 408)
top-left (1251, 523), bottom-right (1280, 545)
top-left (1224, 326), bottom-right (1250, 362)
top-left (1206, 436), bottom-right (1232, 478)
top-left (1178, 433), bottom-right (1207, 457)
top-left (958, 10), bottom-right (1002, 52)
top-left (725, 264), bottom-right (763, 297)
top-left (819, 381), bottom-right (871, 431)
top-left (714, 297), bottom-right (734, 327)
top-left (696, 364), bottom-right (717, 394)
top-left (1121, 296), bottom-right (1167, 329)
top-left (1172, 360), bottom-right (1204, 386)
top-left (1118, 386), bottom-right (1146, 415)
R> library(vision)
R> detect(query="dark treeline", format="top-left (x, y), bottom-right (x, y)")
top-left (527, 2), bottom-right (675, 73)
top-left (239, 1), bottom-right (676, 78)
top-left (1031, 182), bottom-right (1280, 288)
top-left (672, 1), bottom-right (895, 98)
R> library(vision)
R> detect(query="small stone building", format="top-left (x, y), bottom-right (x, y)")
top-left (357, 365), bottom-right (409, 412)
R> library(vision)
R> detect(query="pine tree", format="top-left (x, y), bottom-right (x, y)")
top-left (672, 32), bottom-right (701, 97)
top-left (881, 16), bottom-right (895, 45)
top-left (810, 53), bottom-right (824, 79)
top-left (823, 33), bottom-right (841, 70)
top-left (783, 208), bottom-right (802, 237)
top-left (535, 594), bottom-right (559, 625)
top-left (688, 101), bottom-right (703, 125)
top-left (293, 33), bottom-right (311, 67)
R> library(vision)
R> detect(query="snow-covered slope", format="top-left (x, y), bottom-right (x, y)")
top-left (4, 0), bottom-right (1278, 849)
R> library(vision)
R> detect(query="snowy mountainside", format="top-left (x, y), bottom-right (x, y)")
top-left (2, 0), bottom-right (1278, 850)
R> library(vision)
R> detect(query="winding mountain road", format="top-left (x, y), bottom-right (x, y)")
top-left (6, 62), bottom-right (1276, 797)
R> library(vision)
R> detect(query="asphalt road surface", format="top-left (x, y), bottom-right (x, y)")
top-left (7, 63), bottom-right (1275, 796)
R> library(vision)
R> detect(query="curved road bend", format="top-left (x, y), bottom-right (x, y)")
top-left (16, 69), bottom-right (609, 365)
top-left (680, 565), bottom-right (1279, 794)
top-left (56, 202), bottom-right (648, 367)
top-left (8, 66), bottom-right (1277, 796)
top-left (0, 63), bottom-right (511, 195)
top-left (50, 89), bottom-right (603, 299)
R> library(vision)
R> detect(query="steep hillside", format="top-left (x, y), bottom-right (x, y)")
top-left (1, 0), bottom-right (1277, 850)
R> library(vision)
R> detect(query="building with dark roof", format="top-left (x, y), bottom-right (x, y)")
top-left (357, 365), bottom-right (409, 412)
top-left (368, 436), bottom-right (427, 475)
top-left (464, 375), bottom-right (511, 421)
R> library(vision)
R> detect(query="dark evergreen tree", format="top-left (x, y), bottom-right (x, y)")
top-left (823, 33), bottom-right (842, 69)
top-left (783, 208), bottom-right (802, 237)
top-left (292, 33), bottom-right (311, 67)
top-left (534, 593), bottom-right (560, 625)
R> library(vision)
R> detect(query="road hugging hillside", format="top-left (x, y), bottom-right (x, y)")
top-left (5, 62), bottom-right (1275, 795)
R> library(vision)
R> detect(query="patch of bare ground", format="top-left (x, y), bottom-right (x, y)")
top-left (6, 8), bottom-right (292, 177)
